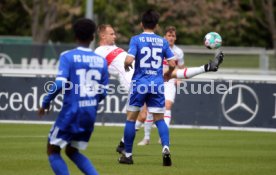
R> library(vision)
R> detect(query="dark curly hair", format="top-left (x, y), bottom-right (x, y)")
top-left (73, 18), bottom-right (96, 42)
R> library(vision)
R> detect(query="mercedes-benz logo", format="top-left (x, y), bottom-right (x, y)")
top-left (0, 53), bottom-right (13, 68)
top-left (221, 84), bottom-right (259, 125)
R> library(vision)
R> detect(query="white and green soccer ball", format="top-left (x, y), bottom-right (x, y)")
top-left (204, 32), bottom-right (222, 49)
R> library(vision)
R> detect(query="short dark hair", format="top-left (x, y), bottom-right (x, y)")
top-left (141, 9), bottom-right (160, 30)
top-left (165, 26), bottom-right (176, 34)
top-left (73, 18), bottom-right (96, 42)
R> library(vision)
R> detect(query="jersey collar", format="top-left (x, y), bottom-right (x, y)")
top-left (77, 47), bottom-right (92, 52)
top-left (171, 45), bottom-right (176, 49)
top-left (142, 32), bottom-right (155, 34)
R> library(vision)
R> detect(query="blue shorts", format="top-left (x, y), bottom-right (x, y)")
top-left (126, 81), bottom-right (165, 113)
top-left (48, 124), bottom-right (92, 150)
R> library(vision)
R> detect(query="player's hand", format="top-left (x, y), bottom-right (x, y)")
top-left (38, 107), bottom-right (49, 117)
top-left (163, 71), bottom-right (172, 82)
top-left (125, 64), bottom-right (133, 72)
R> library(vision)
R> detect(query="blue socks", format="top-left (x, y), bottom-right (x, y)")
top-left (48, 152), bottom-right (98, 175)
top-left (123, 119), bottom-right (169, 154)
top-left (69, 152), bottom-right (98, 175)
top-left (155, 119), bottom-right (170, 147)
top-left (48, 154), bottom-right (69, 175)
top-left (124, 120), bottom-right (136, 154)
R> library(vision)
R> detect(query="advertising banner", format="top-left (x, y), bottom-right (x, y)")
top-left (172, 80), bottom-right (276, 128)
top-left (0, 76), bottom-right (276, 129)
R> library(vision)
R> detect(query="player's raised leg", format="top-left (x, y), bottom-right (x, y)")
top-left (170, 51), bottom-right (224, 79)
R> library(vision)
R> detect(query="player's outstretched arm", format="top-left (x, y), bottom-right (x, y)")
top-left (164, 59), bottom-right (176, 81)
top-left (170, 51), bottom-right (224, 79)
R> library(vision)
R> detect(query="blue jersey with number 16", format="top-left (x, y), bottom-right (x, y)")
top-left (55, 47), bottom-right (108, 133)
top-left (127, 32), bottom-right (174, 84)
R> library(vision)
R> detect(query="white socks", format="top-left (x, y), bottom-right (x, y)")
top-left (176, 66), bottom-right (205, 79)
top-left (144, 113), bottom-right (153, 140)
top-left (162, 145), bottom-right (170, 153)
top-left (125, 152), bottom-right (132, 158)
top-left (135, 120), bottom-right (143, 130)
top-left (143, 111), bottom-right (171, 141)
top-left (164, 110), bottom-right (171, 127)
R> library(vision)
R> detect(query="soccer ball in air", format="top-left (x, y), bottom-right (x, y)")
top-left (204, 32), bottom-right (222, 49)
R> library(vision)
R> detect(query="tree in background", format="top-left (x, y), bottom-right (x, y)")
top-left (248, 0), bottom-right (276, 53)
top-left (0, 0), bottom-right (275, 52)
top-left (93, 0), bottom-right (259, 48)
top-left (0, 0), bottom-right (30, 36)
top-left (19, 0), bottom-right (82, 43)
top-left (94, 0), bottom-right (143, 43)
top-left (155, 0), bottom-right (243, 45)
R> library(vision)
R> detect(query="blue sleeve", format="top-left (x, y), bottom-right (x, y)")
top-left (42, 80), bottom-right (63, 109)
top-left (57, 54), bottom-right (70, 79)
top-left (42, 53), bottom-right (69, 109)
top-left (127, 37), bottom-right (137, 57)
top-left (98, 61), bottom-right (109, 102)
top-left (164, 40), bottom-right (175, 60)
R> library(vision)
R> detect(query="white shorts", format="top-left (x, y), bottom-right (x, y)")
top-left (164, 79), bottom-right (176, 103)
top-left (109, 52), bottom-right (134, 91)
top-left (48, 125), bottom-right (91, 150)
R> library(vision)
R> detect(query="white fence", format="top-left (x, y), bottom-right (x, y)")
top-left (180, 45), bottom-right (275, 72)
top-left (0, 44), bottom-right (275, 78)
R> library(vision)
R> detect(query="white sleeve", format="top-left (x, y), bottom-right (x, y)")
top-left (177, 50), bottom-right (184, 66)
top-left (174, 46), bottom-right (184, 66)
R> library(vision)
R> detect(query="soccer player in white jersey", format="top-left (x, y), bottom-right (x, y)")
top-left (95, 24), bottom-right (134, 91)
top-left (137, 26), bottom-right (185, 146)
top-left (118, 9), bottom-right (175, 166)
top-left (38, 18), bottom-right (108, 175)
top-left (95, 24), bottom-right (146, 154)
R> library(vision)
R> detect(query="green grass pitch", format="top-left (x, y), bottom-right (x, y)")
top-left (0, 123), bottom-right (276, 175)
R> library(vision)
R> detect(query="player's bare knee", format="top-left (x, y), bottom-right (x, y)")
top-left (47, 143), bottom-right (61, 156)
top-left (153, 113), bottom-right (164, 121)
top-left (127, 111), bottom-right (140, 121)
top-left (165, 101), bottom-right (173, 110)
top-left (137, 110), bottom-right (147, 122)
top-left (65, 145), bottom-right (78, 157)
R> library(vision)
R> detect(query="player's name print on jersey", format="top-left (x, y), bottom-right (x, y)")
top-left (73, 54), bottom-right (104, 68)
top-left (79, 99), bottom-right (97, 107)
top-left (139, 36), bottom-right (164, 46)
top-left (145, 70), bottom-right (157, 75)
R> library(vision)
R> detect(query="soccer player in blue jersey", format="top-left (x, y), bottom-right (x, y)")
top-left (38, 18), bottom-right (108, 175)
top-left (118, 9), bottom-right (175, 166)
